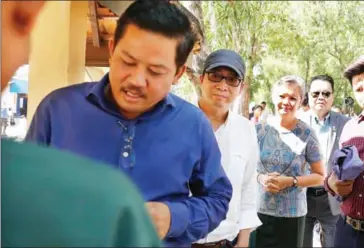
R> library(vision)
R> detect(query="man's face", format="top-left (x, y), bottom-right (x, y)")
top-left (108, 24), bottom-right (185, 119)
top-left (309, 79), bottom-right (334, 115)
top-left (1, 1), bottom-right (44, 90)
top-left (261, 103), bottom-right (266, 110)
top-left (352, 72), bottom-right (364, 109)
top-left (199, 67), bottom-right (243, 109)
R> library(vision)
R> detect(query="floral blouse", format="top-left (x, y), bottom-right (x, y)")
top-left (255, 119), bottom-right (321, 217)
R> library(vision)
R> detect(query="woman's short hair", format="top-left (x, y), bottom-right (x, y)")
top-left (271, 75), bottom-right (306, 103)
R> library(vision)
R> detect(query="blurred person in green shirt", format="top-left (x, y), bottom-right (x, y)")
top-left (1, 1), bottom-right (160, 247)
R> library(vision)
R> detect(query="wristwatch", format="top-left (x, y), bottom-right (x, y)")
top-left (292, 176), bottom-right (298, 187)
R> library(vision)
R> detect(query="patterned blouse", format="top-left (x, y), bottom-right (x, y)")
top-left (255, 119), bottom-right (321, 217)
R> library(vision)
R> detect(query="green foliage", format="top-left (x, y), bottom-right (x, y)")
top-left (171, 74), bottom-right (198, 104)
top-left (178, 1), bottom-right (364, 114)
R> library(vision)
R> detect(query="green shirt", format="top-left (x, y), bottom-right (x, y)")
top-left (1, 139), bottom-right (160, 247)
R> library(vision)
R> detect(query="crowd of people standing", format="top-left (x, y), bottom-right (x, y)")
top-left (2, 1), bottom-right (363, 248)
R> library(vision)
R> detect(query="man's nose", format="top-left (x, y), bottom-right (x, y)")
top-left (129, 68), bottom-right (147, 87)
top-left (216, 78), bottom-right (228, 91)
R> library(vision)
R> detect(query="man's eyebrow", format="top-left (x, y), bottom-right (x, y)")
top-left (121, 50), bottom-right (136, 60)
top-left (121, 50), bottom-right (170, 71)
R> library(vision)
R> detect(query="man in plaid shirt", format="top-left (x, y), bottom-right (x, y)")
top-left (325, 56), bottom-right (364, 248)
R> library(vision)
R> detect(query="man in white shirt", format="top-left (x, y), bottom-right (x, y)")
top-left (193, 49), bottom-right (261, 248)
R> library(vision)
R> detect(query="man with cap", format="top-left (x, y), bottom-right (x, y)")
top-left (193, 49), bottom-right (261, 248)
top-left (25, 1), bottom-right (232, 246)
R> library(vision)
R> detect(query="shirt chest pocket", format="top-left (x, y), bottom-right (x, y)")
top-left (225, 153), bottom-right (249, 220)
top-left (226, 153), bottom-right (249, 186)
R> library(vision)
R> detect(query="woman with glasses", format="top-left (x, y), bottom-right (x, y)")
top-left (254, 75), bottom-right (325, 248)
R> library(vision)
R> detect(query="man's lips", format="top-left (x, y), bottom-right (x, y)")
top-left (123, 90), bottom-right (144, 101)
top-left (125, 90), bottom-right (142, 98)
top-left (212, 93), bottom-right (228, 99)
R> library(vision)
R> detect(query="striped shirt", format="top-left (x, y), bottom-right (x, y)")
top-left (339, 113), bottom-right (364, 220)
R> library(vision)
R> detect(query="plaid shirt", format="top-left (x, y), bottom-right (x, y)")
top-left (326, 113), bottom-right (364, 220)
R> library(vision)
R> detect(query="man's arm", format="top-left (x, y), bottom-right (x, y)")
top-left (164, 116), bottom-right (232, 242)
top-left (25, 96), bottom-right (51, 145)
top-left (113, 183), bottom-right (161, 247)
top-left (236, 123), bottom-right (261, 247)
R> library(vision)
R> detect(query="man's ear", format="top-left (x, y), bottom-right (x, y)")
top-left (239, 81), bottom-right (245, 94)
top-left (172, 65), bottom-right (187, 85)
top-left (108, 39), bottom-right (115, 59)
top-left (199, 74), bottom-right (204, 84)
top-left (13, 1), bottom-right (45, 36)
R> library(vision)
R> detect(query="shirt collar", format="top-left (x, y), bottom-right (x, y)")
top-left (86, 73), bottom-right (176, 120)
top-left (357, 111), bottom-right (364, 123)
top-left (196, 98), bottom-right (232, 129)
top-left (312, 110), bottom-right (331, 125)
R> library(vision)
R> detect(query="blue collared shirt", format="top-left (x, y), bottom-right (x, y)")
top-left (25, 74), bottom-right (232, 247)
top-left (311, 113), bottom-right (331, 166)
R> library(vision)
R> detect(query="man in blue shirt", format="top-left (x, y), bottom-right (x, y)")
top-left (26, 1), bottom-right (232, 246)
top-left (2, 1), bottom-right (160, 247)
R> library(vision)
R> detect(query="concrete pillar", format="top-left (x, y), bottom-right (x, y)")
top-left (84, 67), bottom-right (108, 82)
top-left (68, 1), bottom-right (88, 84)
top-left (27, 1), bottom-right (88, 124)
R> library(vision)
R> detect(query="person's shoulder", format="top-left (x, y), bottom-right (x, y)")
top-left (230, 112), bottom-right (255, 130)
top-left (42, 82), bottom-right (95, 105)
top-left (2, 139), bottom-right (141, 204)
top-left (332, 111), bottom-right (350, 123)
top-left (169, 93), bottom-right (206, 119)
top-left (255, 120), bottom-right (271, 135)
top-left (342, 117), bottom-right (357, 129)
top-left (296, 119), bottom-right (317, 139)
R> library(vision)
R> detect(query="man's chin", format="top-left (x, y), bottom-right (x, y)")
top-left (212, 101), bottom-right (228, 109)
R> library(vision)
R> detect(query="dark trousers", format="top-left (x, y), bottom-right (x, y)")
top-left (334, 216), bottom-right (364, 248)
top-left (255, 213), bottom-right (305, 248)
top-left (192, 237), bottom-right (237, 248)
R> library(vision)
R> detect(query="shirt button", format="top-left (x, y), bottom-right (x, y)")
top-left (358, 212), bottom-right (361, 216)
top-left (123, 152), bottom-right (129, 158)
top-left (360, 194), bottom-right (363, 198)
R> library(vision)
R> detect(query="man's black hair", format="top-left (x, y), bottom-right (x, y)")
top-left (344, 56), bottom-right (364, 84)
top-left (310, 74), bottom-right (335, 92)
top-left (113, 0), bottom-right (196, 69)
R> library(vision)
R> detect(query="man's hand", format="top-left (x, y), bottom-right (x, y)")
top-left (146, 202), bottom-right (171, 239)
top-left (328, 173), bottom-right (354, 197)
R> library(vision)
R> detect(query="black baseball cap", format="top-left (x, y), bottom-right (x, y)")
top-left (203, 49), bottom-right (245, 78)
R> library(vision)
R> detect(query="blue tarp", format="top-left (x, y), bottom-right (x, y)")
top-left (9, 79), bottom-right (28, 94)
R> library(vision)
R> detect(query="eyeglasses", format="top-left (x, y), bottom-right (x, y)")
top-left (310, 91), bottom-right (332, 99)
top-left (206, 72), bottom-right (242, 87)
